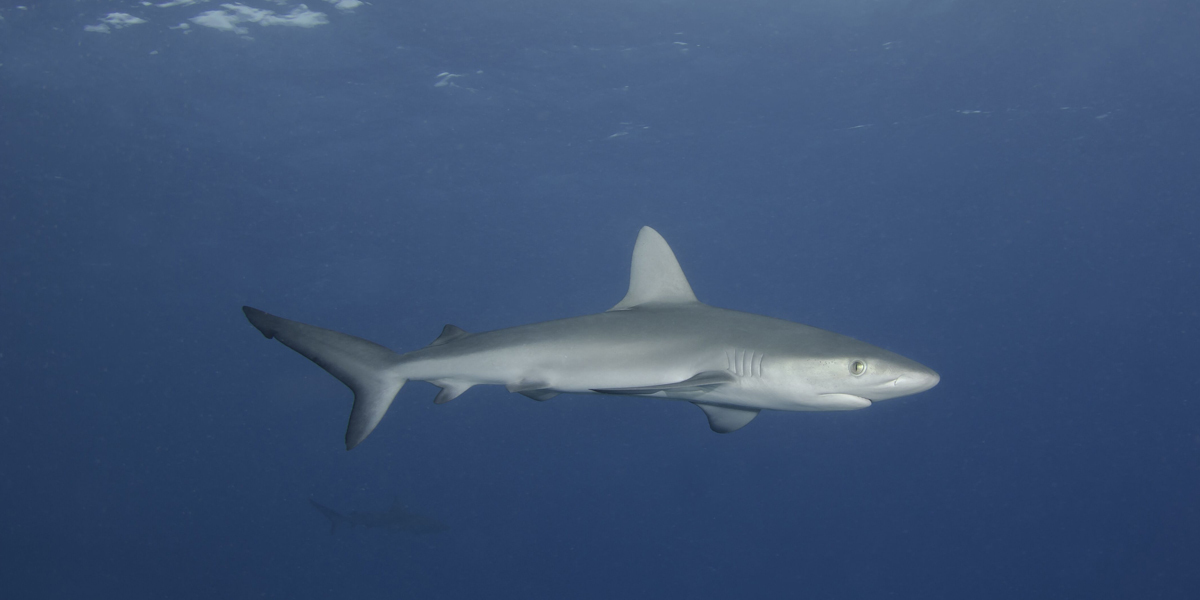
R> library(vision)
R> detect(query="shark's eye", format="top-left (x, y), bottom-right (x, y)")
top-left (850, 360), bottom-right (866, 376)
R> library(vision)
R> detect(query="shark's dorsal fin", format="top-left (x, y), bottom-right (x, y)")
top-left (609, 227), bottom-right (698, 311)
top-left (429, 324), bottom-right (470, 346)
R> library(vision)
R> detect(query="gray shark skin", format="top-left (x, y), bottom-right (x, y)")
top-left (244, 227), bottom-right (939, 449)
top-left (309, 499), bottom-right (448, 535)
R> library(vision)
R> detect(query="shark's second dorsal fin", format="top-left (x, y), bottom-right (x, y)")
top-left (429, 324), bottom-right (470, 346)
top-left (609, 227), bottom-right (698, 311)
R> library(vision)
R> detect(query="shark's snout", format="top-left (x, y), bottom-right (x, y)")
top-left (863, 366), bottom-right (939, 401)
top-left (893, 369), bottom-right (939, 395)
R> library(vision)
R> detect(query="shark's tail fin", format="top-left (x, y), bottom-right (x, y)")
top-left (242, 306), bottom-right (407, 449)
top-left (309, 499), bottom-right (345, 534)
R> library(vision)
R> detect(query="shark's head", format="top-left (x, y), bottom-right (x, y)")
top-left (767, 330), bottom-right (939, 409)
top-left (833, 345), bottom-right (940, 402)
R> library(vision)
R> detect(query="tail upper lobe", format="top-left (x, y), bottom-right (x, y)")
top-left (309, 499), bottom-right (345, 534)
top-left (243, 306), bottom-right (407, 449)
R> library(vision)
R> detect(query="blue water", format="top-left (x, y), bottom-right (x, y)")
top-left (2, 1), bottom-right (1198, 597)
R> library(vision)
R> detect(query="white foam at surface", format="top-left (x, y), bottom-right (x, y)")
top-left (221, 3), bottom-right (273, 23)
top-left (81, 1), bottom-right (347, 37)
top-left (84, 12), bottom-right (149, 33)
top-left (189, 3), bottom-right (328, 34)
top-left (190, 9), bottom-right (248, 33)
top-left (260, 5), bottom-right (329, 27)
top-left (323, 0), bottom-right (362, 11)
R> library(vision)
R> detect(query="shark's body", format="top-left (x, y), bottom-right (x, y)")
top-left (244, 227), bottom-right (938, 449)
top-left (309, 499), bottom-right (448, 535)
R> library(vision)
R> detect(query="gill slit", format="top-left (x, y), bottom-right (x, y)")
top-left (726, 349), bottom-right (763, 378)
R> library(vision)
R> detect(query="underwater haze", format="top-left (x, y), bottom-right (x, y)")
top-left (2, 0), bottom-right (1198, 598)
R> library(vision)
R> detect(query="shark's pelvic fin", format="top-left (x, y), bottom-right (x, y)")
top-left (692, 403), bottom-right (760, 433)
top-left (242, 306), bottom-right (407, 450)
top-left (429, 324), bottom-right (471, 347)
top-left (519, 389), bottom-right (560, 401)
top-left (591, 370), bottom-right (736, 396)
top-left (610, 226), bottom-right (699, 311)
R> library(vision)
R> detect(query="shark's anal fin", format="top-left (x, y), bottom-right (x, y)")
top-left (692, 403), bottom-right (760, 433)
top-left (520, 389), bottom-right (559, 401)
top-left (609, 227), bottom-right (699, 311)
top-left (591, 370), bottom-right (736, 396)
top-left (507, 382), bottom-right (560, 401)
top-left (431, 381), bottom-right (473, 404)
top-left (429, 324), bottom-right (470, 346)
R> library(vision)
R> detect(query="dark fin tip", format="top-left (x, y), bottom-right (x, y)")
top-left (241, 306), bottom-right (276, 339)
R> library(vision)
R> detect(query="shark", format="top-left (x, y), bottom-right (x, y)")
top-left (309, 498), bottom-right (448, 535)
top-left (243, 226), bottom-right (938, 449)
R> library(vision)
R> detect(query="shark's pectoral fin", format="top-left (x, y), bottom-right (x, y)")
top-left (692, 403), bottom-right (760, 433)
top-left (429, 324), bottom-right (471, 346)
top-left (591, 370), bottom-right (736, 396)
top-left (520, 389), bottom-right (560, 401)
top-left (814, 394), bottom-right (872, 410)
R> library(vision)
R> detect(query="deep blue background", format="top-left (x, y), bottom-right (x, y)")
top-left (2, 1), bottom-right (1198, 597)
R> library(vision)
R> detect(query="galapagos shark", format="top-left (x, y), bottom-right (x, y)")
top-left (309, 498), bottom-right (448, 535)
top-left (243, 227), bottom-right (938, 449)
